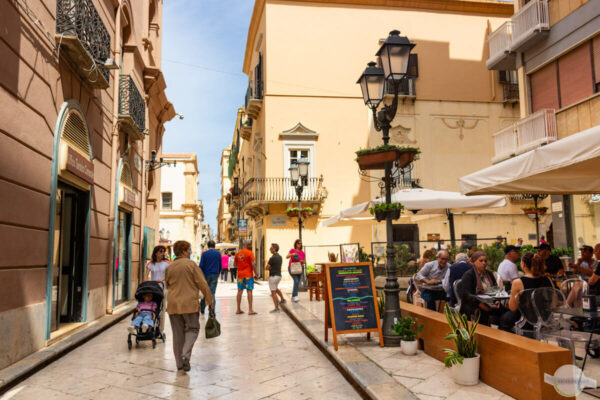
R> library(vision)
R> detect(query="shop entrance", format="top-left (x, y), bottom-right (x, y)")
top-left (115, 210), bottom-right (131, 305)
top-left (51, 182), bottom-right (88, 331)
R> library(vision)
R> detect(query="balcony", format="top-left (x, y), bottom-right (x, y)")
top-left (240, 117), bottom-right (252, 141)
top-left (556, 92), bottom-right (600, 140)
top-left (118, 75), bottom-right (146, 140)
top-left (244, 80), bottom-right (263, 119)
top-left (240, 177), bottom-right (327, 214)
top-left (511, 0), bottom-right (550, 52)
top-left (492, 109), bottom-right (556, 163)
top-left (486, 21), bottom-right (516, 70)
top-left (56, 0), bottom-right (111, 89)
top-left (502, 83), bottom-right (519, 103)
top-left (384, 77), bottom-right (416, 100)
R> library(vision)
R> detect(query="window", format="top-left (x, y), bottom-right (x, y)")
top-left (498, 70), bottom-right (518, 84)
top-left (289, 149), bottom-right (309, 167)
top-left (162, 192), bottom-right (172, 209)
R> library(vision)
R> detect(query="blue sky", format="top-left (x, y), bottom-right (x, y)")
top-left (161, 0), bottom-right (254, 233)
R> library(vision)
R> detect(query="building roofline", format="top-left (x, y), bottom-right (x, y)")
top-left (243, 0), bottom-right (514, 74)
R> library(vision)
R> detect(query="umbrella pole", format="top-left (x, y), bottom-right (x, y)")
top-left (534, 195), bottom-right (540, 244)
top-left (446, 209), bottom-right (456, 247)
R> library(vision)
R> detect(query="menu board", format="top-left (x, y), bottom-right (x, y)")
top-left (325, 263), bottom-right (383, 350)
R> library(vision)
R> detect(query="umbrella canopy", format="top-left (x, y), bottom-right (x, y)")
top-left (459, 124), bottom-right (600, 195)
top-left (215, 242), bottom-right (238, 249)
top-left (321, 188), bottom-right (506, 227)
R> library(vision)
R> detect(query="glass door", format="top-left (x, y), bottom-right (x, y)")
top-left (115, 210), bottom-right (131, 304)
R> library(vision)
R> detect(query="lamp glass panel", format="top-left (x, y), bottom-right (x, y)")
top-left (298, 159), bottom-right (309, 177)
top-left (289, 165), bottom-right (299, 182)
top-left (366, 75), bottom-right (384, 105)
top-left (381, 45), bottom-right (411, 82)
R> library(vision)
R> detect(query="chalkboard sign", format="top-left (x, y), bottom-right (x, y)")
top-left (325, 263), bottom-right (383, 350)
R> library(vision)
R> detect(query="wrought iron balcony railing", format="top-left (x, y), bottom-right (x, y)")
top-left (244, 80), bottom-right (264, 119)
top-left (119, 75), bottom-right (146, 140)
top-left (56, 0), bottom-right (111, 86)
top-left (384, 77), bottom-right (416, 97)
top-left (240, 177), bottom-right (327, 209)
top-left (502, 83), bottom-right (519, 103)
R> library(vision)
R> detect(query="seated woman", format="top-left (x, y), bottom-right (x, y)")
top-left (460, 251), bottom-right (507, 326)
top-left (501, 252), bottom-right (553, 332)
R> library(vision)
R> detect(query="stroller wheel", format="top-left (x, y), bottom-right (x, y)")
top-left (152, 339), bottom-right (156, 349)
top-left (161, 332), bottom-right (166, 342)
top-left (127, 339), bottom-right (132, 350)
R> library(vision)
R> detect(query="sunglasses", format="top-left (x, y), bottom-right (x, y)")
top-left (159, 249), bottom-right (165, 253)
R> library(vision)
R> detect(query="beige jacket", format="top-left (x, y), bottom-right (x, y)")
top-left (165, 257), bottom-right (213, 314)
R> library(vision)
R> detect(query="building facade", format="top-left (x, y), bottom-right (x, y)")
top-left (485, 0), bottom-right (600, 249)
top-left (221, 0), bottom-right (548, 275)
top-left (0, 0), bottom-right (174, 369)
top-left (217, 145), bottom-right (234, 243)
top-left (159, 154), bottom-right (206, 260)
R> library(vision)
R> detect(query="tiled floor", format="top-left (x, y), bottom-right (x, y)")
top-left (1, 281), bottom-right (360, 400)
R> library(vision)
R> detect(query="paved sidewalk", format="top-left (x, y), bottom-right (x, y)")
top-left (1, 281), bottom-right (360, 400)
top-left (282, 289), bottom-right (515, 400)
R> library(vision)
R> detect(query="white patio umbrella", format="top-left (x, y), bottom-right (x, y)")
top-left (215, 242), bottom-right (238, 249)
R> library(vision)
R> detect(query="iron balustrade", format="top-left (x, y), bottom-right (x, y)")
top-left (119, 75), bottom-right (146, 132)
top-left (245, 80), bottom-right (264, 108)
top-left (56, 0), bottom-right (111, 81)
top-left (384, 77), bottom-right (416, 96)
top-left (240, 177), bottom-right (326, 208)
top-left (502, 82), bottom-right (519, 102)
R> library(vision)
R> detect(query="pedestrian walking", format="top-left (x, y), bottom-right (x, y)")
top-left (165, 240), bottom-right (213, 372)
top-left (235, 240), bottom-right (258, 315)
top-left (145, 245), bottom-right (169, 332)
top-left (228, 250), bottom-right (237, 281)
top-left (266, 243), bottom-right (285, 312)
top-left (220, 251), bottom-right (229, 281)
top-left (199, 240), bottom-right (221, 314)
top-left (286, 239), bottom-right (305, 302)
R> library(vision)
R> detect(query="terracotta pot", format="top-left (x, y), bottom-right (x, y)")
top-left (451, 354), bottom-right (480, 385)
top-left (301, 211), bottom-right (312, 218)
top-left (374, 210), bottom-right (386, 222)
top-left (287, 211), bottom-right (299, 218)
top-left (523, 209), bottom-right (536, 214)
top-left (396, 150), bottom-right (416, 169)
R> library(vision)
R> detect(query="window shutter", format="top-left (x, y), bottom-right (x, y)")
top-left (407, 54), bottom-right (418, 78)
top-left (593, 36), bottom-right (600, 84)
top-left (558, 42), bottom-right (594, 108)
top-left (530, 62), bottom-right (559, 112)
top-left (498, 71), bottom-right (508, 83)
top-left (120, 161), bottom-right (133, 187)
top-left (61, 110), bottom-right (91, 157)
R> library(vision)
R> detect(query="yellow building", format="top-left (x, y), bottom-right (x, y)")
top-left (224, 0), bottom-right (550, 273)
top-left (217, 146), bottom-right (234, 243)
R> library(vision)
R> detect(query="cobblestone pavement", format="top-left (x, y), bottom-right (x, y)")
top-left (1, 281), bottom-right (360, 400)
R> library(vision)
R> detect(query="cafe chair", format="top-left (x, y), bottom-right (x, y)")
top-left (494, 271), bottom-right (503, 289)
top-left (411, 273), bottom-right (426, 308)
top-left (515, 289), bottom-right (540, 339)
top-left (452, 279), bottom-right (463, 312)
top-left (560, 278), bottom-right (588, 308)
top-left (533, 287), bottom-right (600, 365)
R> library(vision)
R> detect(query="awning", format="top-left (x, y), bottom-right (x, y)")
top-left (215, 242), bottom-right (238, 249)
top-left (321, 188), bottom-right (506, 227)
top-left (459, 125), bottom-right (600, 195)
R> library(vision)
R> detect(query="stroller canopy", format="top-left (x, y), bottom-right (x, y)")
top-left (135, 281), bottom-right (164, 302)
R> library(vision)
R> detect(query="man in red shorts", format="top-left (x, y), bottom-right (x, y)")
top-left (234, 240), bottom-right (259, 315)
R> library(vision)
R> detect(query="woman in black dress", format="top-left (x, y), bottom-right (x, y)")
top-left (460, 251), bottom-right (507, 326)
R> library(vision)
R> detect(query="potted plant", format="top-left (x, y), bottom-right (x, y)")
top-left (369, 203), bottom-right (404, 222)
top-left (377, 290), bottom-right (385, 322)
top-left (443, 304), bottom-right (480, 385)
top-left (355, 145), bottom-right (420, 170)
top-left (286, 207), bottom-right (300, 218)
top-left (521, 206), bottom-right (537, 215)
top-left (393, 316), bottom-right (423, 356)
top-left (301, 207), bottom-right (313, 218)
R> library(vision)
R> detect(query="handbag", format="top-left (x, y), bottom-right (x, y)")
top-left (205, 309), bottom-right (221, 339)
top-left (290, 262), bottom-right (303, 275)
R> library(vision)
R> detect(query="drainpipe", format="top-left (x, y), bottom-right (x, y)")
top-left (106, 0), bottom-right (123, 314)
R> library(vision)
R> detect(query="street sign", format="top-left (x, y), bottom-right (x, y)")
top-left (238, 219), bottom-right (248, 236)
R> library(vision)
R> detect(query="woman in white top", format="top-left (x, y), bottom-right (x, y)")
top-left (146, 245), bottom-right (169, 333)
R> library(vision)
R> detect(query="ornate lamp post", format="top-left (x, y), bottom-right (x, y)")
top-left (357, 30), bottom-right (415, 347)
top-left (289, 158), bottom-right (310, 291)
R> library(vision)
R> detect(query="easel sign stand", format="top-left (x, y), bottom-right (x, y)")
top-left (324, 262), bottom-right (383, 350)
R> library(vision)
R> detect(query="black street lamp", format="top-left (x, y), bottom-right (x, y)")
top-left (289, 158), bottom-right (310, 291)
top-left (357, 30), bottom-right (415, 347)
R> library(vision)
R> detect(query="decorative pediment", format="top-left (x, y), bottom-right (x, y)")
top-left (279, 122), bottom-right (319, 141)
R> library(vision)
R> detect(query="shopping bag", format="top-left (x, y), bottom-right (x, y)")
top-left (205, 309), bottom-right (221, 339)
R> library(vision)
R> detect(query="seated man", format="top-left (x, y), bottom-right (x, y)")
top-left (581, 244), bottom-right (600, 295)
top-left (537, 243), bottom-right (564, 277)
top-left (569, 245), bottom-right (595, 279)
top-left (416, 250), bottom-right (449, 311)
top-left (442, 253), bottom-right (471, 306)
top-left (497, 245), bottom-right (520, 283)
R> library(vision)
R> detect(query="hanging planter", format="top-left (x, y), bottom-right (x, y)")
top-left (286, 208), bottom-right (300, 218)
top-left (369, 203), bottom-right (404, 222)
top-left (522, 207), bottom-right (548, 215)
top-left (355, 145), bottom-right (420, 170)
top-left (301, 207), bottom-right (313, 218)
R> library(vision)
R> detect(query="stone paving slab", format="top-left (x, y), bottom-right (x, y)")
top-left (0, 302), bottom-right (136, 393)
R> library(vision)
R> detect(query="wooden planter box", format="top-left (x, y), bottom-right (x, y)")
top-left (523, 209), bottom-right (547, 215)
top-left (287, 211), bottom-right (299, 218)
top-left (357, 149), bottom-right (416, 170)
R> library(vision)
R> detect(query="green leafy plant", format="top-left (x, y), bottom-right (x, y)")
top-left (519, 244), bottom-right (535, 255)
top-left (551, 248), bottom-right (573, 257)
top-left (302, 207), bottom-right (313, 212)
top-left (286, 207), bottom-right (301, 213)
top-left (443, 304), bottom-right (479, 367)
top-left (355, 145), bottom-right (421, 157)
top-left (306, 264), bottom-right (318, 274)
top-left (393, 316), bottom-right (423, 341)
top-left (359, 246), bottom-right (372, 263)
top-left (369, 203), bottom-right (404, 214)
top-left (394, 244), bottom-right (417, 276)
top-left (377, 290), bottom-right (385, 318)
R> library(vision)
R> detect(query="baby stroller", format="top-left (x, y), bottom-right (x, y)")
top-left (127, 281), bottom-right (166, 350)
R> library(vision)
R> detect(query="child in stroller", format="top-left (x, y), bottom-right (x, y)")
top-left (127, 281), bottom-right (166, 349)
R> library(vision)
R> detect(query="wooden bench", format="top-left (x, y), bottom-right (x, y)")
top-left (400, 302), bottom-right (572, 400)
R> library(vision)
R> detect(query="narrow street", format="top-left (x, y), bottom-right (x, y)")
top-left (1, 282), bottom-right (360, 400)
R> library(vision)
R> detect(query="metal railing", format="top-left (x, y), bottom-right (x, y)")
top-left (511, 0), bottom-right (550, 51)
top-left (119, 75), bottom-right (146, 132)
top-left (492, 124), bottom-right (517, 163)
top-left (384, 77), bottom-right (416, 96)
top-left (502, 82), bottom-right (519, 102)
top-left (516, 108), bottom-right (556, 153)
top-left (240, 177), bottom-right (327, 208)
top-left (488, 21), bottom-right (513, 66)
top-left (245, 80), bottom-right (264, 108)
top-left (56, 0), bottom-right (111, 81)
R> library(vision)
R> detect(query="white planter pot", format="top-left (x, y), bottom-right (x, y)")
top-left (401, 339), bottom-right (418, 356)
top-left (452, 354), bottom-right (480, 385)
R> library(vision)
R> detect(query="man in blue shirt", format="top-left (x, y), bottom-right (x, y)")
top-left (442, 253), bottom-right (472, 306)
top-left (199, 240), bottom-right (221, 314)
